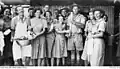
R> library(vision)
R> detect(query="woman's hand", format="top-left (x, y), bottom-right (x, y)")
top-left (31, 34), bottom-right (38, 40)
top-left (10, 38), bottom-right (13, 42)
top-left (65, 33), bottom-right (71, 38)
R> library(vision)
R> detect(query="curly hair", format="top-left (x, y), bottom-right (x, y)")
top-left (44, 11), bottom-right (52, 17)
top-left (34, 7), bottom-right (43, 14)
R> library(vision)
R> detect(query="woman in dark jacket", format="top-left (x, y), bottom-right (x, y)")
top-left (2, 7), bottom-right (14, 66)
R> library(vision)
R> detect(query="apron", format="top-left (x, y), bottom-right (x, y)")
top-left (12, 21), bottom-right (31, 61)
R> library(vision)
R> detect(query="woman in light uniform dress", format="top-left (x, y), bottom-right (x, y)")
top-left (81, 11), bottom-right (95, 66)
top-left (82, 9), bottom-right (106, 66)
top-left (30, 8), bottom-right (47, 66)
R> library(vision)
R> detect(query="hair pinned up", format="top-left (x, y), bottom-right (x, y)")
top-left (28, 7), bottom-right (34, 12)
top-left (34, 7), bottom-right (43, 14)
top-left (44, 11), bottom-right (52, 17)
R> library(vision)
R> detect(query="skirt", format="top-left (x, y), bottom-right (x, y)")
top-left (46, 33), bottom-right (55, 58)
top-left (31, 35), bottom-right (46, 59)
top-left (85, 38), bottom-right (105, 66)
top-left (52, 34), bottom-right (67, 58)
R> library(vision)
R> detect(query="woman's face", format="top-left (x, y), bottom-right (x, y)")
top-left (18, 7), bottom-right (24, 18)
top-left (73, 6), bottom-right (79, 15)
top-left (54, 10), bottom-right (58, 16)
top-left (35, 10), bottom-right (41, 18)
top-left (59, 16), bottom-right (64, 23)
top-left (29, 10), bottom-right (34, 17)
top-left (12, 6), bottom-right (17, 13)
top-left (46, 12), bottom-right (51, 18)
top-left (44, 5), bottom-right (49, 12)
top-left (94, 11), bottom-right (101, 20)
top-left (61, 10), bottom-right (66, 16)
top-left (89, 12), bottom-right (94, 20)
top-left (4, 9), bottom-right (10, 16)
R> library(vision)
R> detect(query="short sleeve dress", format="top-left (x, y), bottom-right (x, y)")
top-left (31, 17), bottom-right (47, 59)
top-left (52, 23), bottom-right (67, 58)
top-left (81, 20), bottom-right (94, 61)
top-left (90, 19), bottom-right (106, 66)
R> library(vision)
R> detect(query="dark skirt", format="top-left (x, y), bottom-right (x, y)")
top-left (46, 33), bottom-right (55, 58)
top-left (3, 33), bottom-right (13, 58)
top-left (3, 33), bottom-right (14, 65)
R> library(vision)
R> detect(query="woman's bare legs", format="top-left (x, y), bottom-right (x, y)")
top-left (71, 51), bottom-right (75, 61)
top-left (38, 58), bottom-right (44, 66)
top-left (38, 58), bottom-right (42, 66)
top-left (62, 57), bottom-right (65, 65)
top-left (51, 58), bottom-right (54, 66)
top-left (76, 51), bottom-right (80, 61)
top-left (46, 58), bottom-right (49, 66)
top-left (25, 57), bottom-right (31, 66)
top-left (17, 58), bottom-right (23, 66)
top-left (14, 60), bottom-right (18, 66)
top-left (32, 59), bottom-right (37, 66)
top-left (84, 60), bottom-right (89, 66)
top-left (56, 58), bottom-right (60, 66)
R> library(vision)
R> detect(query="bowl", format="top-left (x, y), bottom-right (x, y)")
top-left (17, 40), bottom-right (31, 46)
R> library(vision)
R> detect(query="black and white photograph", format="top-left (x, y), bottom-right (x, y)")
top-left (0, 0), bottom-right (119, 67)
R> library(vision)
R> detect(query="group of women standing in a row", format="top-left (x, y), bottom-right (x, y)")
top-left (27, 5), bottom-right (86, 66)
top-left (0, 4), bottom-right (107, 66)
